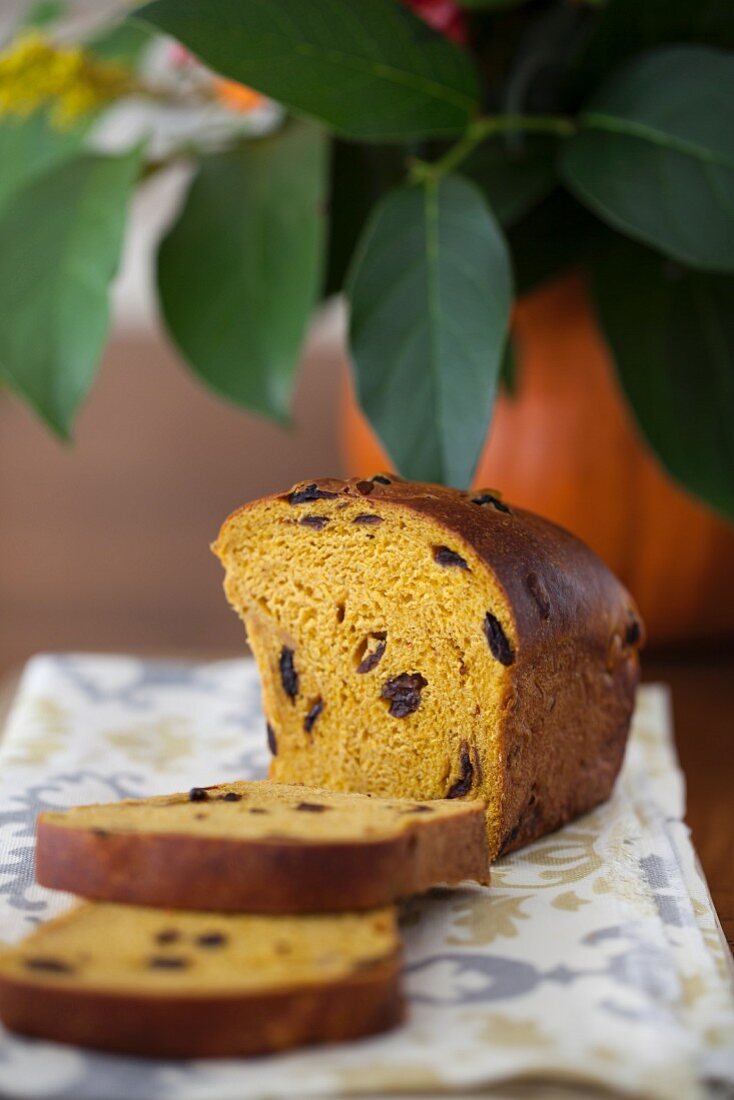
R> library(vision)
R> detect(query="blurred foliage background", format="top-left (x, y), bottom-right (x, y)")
top-left (1, 0), bottom-right (734, 669)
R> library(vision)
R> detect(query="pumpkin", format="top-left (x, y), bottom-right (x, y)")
top-left (341, 274), bottom-right (734, 645)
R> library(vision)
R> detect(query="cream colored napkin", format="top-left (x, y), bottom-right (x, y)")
top-left (0, 655), bottom-right (732, 1100)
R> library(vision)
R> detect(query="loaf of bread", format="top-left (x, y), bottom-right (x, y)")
top-left (36, 779), bottom-right (489, 911)
top-left (0, 902), bottom-right (402, 1057)
top-left (213, 476), bottom-right (643, 860)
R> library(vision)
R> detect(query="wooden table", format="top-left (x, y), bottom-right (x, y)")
top-left (1, 653), bottom-right (732, 951)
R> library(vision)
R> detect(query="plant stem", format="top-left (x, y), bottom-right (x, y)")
top-left (410, 114), bottom-right (575, 183)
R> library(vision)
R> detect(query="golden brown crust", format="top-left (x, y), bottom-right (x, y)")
top-left (0, 955), bottom-right (403, 1058)
top-left (36, 802), bottom-right (489, 912)
top-left (215, 476), bottom-right (643, 859)
top-left (395, 484), bottom-right (642, 857)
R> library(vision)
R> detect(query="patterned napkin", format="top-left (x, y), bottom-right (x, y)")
top-left (0, 654), bottom-right (732, 1100)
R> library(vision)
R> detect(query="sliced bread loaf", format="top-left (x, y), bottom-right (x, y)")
top-left (213, 476), bottom-right (643, 860)
top-left (36, 779), bottom-right (489, 911)
top-left (0, 902), bottom-right (401, 1057)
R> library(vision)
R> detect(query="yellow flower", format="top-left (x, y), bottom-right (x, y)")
top-left (0, 32), bottom-right (133, 126)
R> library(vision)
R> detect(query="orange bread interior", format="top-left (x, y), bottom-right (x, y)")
top-left (213, 480), bottom-right (515, 855)
top-left (0, 903), bottom-right (398, 995)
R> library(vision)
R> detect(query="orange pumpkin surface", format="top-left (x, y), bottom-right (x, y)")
top-left (341, 274), bottom-right (734, 645)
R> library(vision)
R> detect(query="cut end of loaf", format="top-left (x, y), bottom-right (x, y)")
top-left (213, 477), bottom-right (519, 857)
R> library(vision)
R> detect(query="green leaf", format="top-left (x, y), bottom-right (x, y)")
top-left (571, 0), bottom-right (734, 100)
top-left (88, 21), bottom-right (154, 65)
top-left (0, 149), bottom-right (141, 436)
top-left (136, 0), bottom-right (479, 141)
top-left (347, 173), bottom-right (513, 487)
top-left (21, 1), bottom-right (65, 27)
top-left (0, 112), bottom-right (86, 215)
top-left (462, 136), bottom-right (556, 227)
top-left (157, 122), bottom-right (327, 422)
top-left (592, 240), bottom-right (734, 521)
top-left (560, 46), bottom-right (734, 273)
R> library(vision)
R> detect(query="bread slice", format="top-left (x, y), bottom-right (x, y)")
top-left (0, 903), bottom-right (402, 1057)
top-left (36, 779), bottom-right (489, 912)
top-left (213, 476), bottom-right (643, 860)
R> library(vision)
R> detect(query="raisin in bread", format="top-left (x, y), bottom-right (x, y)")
top-left (36, 780), bottom-right (488, 912)
top-left (0, 902), bottom-right (401, 1057)
top-left (213, 476), bottom-right (643, 860)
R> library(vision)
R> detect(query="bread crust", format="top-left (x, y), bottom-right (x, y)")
top-left (215, 477), bottom-right (643, 859)
top-left (389, 482), bottom-right (642, 857)
top-left (36, 800), bottom-right (489, 911)
top-left (0, 955), bottom-right (403, 1058)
